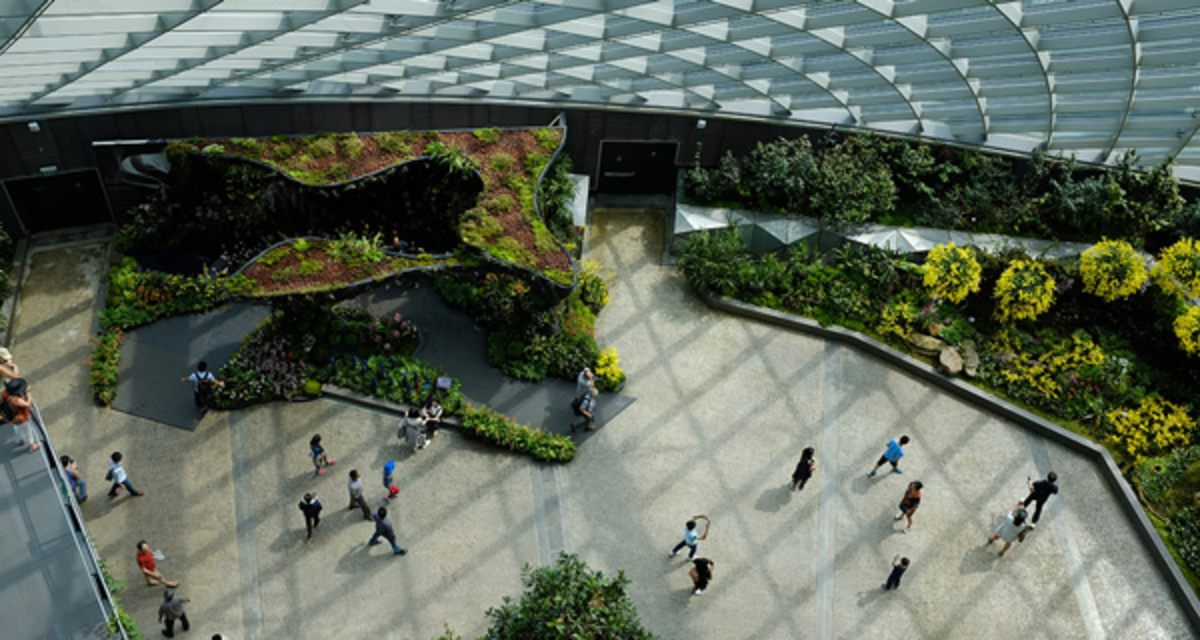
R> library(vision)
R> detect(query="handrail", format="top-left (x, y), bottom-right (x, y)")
top-left (28, 402), bottom-right (127, 639)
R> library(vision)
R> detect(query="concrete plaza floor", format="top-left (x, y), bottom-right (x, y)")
top-left (12, 212), bottom-right (1197, 639)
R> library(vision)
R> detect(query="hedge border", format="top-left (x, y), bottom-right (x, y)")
top-left (697, 288), bottom-right (1200, 634)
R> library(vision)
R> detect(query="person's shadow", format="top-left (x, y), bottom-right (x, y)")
top-left (755, 484), bottom-right (793, 513)
top-left (958, 544), bottom-right (997, 576)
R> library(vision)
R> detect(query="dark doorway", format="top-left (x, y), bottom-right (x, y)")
top-left (597, 141), bottom-right (678, 194)
top-left (2, 169), bottom-right (112, 234)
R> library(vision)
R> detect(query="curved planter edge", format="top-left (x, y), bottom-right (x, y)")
top-left (696, 288), bottom-right (1200, 633)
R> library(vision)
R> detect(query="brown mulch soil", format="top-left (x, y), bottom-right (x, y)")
top-left (244, 244), bottom-right (397, 295)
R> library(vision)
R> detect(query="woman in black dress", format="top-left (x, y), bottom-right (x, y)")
top-left (790, 447), bottom-right (816, 491)
top-left (690, 558), bottom-right (715, 595)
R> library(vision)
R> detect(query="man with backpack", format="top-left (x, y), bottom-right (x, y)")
top-left (570, 384), bottom-right (597, 432)
top-left (181, 361), bottom-right (224, 410)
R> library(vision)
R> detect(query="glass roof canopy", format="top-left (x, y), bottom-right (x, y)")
top-left (2, 0), bottom-right (1200, 180)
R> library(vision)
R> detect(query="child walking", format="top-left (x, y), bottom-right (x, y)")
top-left (309, 434), bottom-right (335, 476)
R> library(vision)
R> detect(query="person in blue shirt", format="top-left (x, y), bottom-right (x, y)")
top-left (669, 515), bottom-right (710, 559)
top-left (869, 435), bottom-right (911, 477)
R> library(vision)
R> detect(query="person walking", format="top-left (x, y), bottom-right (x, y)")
top-left (790, 447), bottom-right (816, 491)
top-left (61, 455), bottom-right (87, 503)
top-left (106, 452), bottom-right (144, 499)
top-left (576, 367), bottom-right (595, 398)
top-left (401, 408), bottom-right (426, 452)
top-left (181, 361), bottom-right (224, 410)
top-left (158, 588), bottom-right (191, 638)
top-left (368, 506), bottom-right (407, 556)
top-left (669, 515), bottom-right (710, 559)
top-left (298, 492), bottom-right (323, 540)
top-left (383, 460), bottom-right (399, 500)
top-left (347, 470), bottom-right (371, 520)
top-left (987, 504), bottom-right (1035, 558)
top-left (309, 434), bottom-right (335, 476)
top-left (882, 555), bottom-right (910, 590)
top-left (1023, 471), bottom-right (1058, 524)
top-left (868, 435), bottom-right (911, 476)
top-left (136, 541), bottom-right (179, 588)
top-left (894, 481), bottom-right (923, 533)
top-left (570, 385), bottom-right (597, 433)
top-left (3, 378), bottom-right (38, 453)
top-left (690, 558), bottom-right (715, 595)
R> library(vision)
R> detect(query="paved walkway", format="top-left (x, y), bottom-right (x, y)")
top-left (12, 211), bottom-right (1197, 639)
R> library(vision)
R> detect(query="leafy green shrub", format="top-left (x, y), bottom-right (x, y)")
top-left (292, 237), bottom-right (311, 253)
top-left (376, 131), bottom-right (417, 155)
top-left (1137, 446), bottom-right (1200, 508)
top-left (337, 133), bottom-right (365, 159)
top-left (531, 128), bottom-right (561, 151)
top-left (305, 136), bottom-right (336, 158)
top-left (425, 140), bottom-right (479, 176)
top-left (230, 137), bottom-right (263, 154)
top-left (88, 329), bottom-right (123, 406)
top-left (100, 257), bottom-right (253, 330)
top-left (298, 259), bottom-right (323, 277)
top-left (325, 163), bottom-right (350, 183)
top-left (273, 143), bottom-right (295, 161)
top-left (460, 405), bottom-right (575, 463)
top-left (483, 553), bottom-right (650, 639)
top-left (1168, 507), bottom-right (1200, 576)
top-left (490, 152), bottom-right (516, 173)
top-left (485, 194), bottom-right (516, 213)
top-left (578, 260), bottom-right (610, 312)
top-left (259, 246), bottom-right (291, 267)
top-left (811, 135), bottom-right (897, 224)
top-left (676, 227), bottom-right (754, 296)
top-left (201, 143), bottom-right (225, 155)
top-left (329, 353), bottom-right (465, 414)
top-left (473, 127), bottom-right (502, 144)
top-left (327, 232), bottom-right (386, 268)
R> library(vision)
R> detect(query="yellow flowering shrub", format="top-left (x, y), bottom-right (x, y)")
top-left (594, 347), bottom-right (626, 392)
top-left (1152, 238), bottom-right (1200, 301)
top-left (875, 295), bottom-right (919, 343)
top-left (989, 329), bottom-right (1104, 400)
top-left (994, 259), bottom-right (1056, 322)
top-left (1080, 239), bottom-right (1147, 301)
top-left (1106, 396), bottom-right (1196, 461)
top-left (922, 243), bottom-right (981, 304)
top-left (1173, 306), bottom-right (1200, 356)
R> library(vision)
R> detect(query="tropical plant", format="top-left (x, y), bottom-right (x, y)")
top-left (460, 405), bottom-right (575, 463)
top-left (425, 140), bottom-right (479, 176)
top-left (483, 553), bottom-right (652, 640)
top-left (1152, 237), bottom-right (1200, 302)
top-left (1168, 507), bottom-right (1200, 575)
top-left (473, 127), bottom-right (502, 144)
top-left (994, 259), bottom-right (1056, 322)
top-left (922, 243), bottom-right (982, 303)
top-left (326, 232), bottom-right (386, 268)
top-left (1080, 239), bottom-right (1147, 301)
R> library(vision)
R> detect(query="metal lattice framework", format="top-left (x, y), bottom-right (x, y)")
top-left (2, 1), bottom-right (1200, 179)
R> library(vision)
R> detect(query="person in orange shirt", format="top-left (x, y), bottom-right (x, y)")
top-left (136, 540), bottom-right (179, 588)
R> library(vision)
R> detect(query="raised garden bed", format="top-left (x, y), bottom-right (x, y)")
top-left (237, 236), bottom-right (455, 298)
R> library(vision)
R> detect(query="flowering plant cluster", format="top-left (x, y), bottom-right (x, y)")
top-left (922, 243), bottom-right (981, 304)
top-left (1172, 306), bottom-right (1200, 356)
top-left (875, 294), bottom-right (920, 343)
top-left (1105, 396), bottom-right (1196, 461)
top-left (1079, 239), bottom-right (1147, 301)
top-left (986, 328), bottom-right (1104, 402)
top-left (593, 347), bottom-right (626, 392)
top-left (994, 258), bottom-right (1056, 322)
top-left (1152, 237), bottom-right (1200, 301)
top-left (368, 312), bottom-right (418, 354)
top-left (213, 331), bottom-right (306, 407)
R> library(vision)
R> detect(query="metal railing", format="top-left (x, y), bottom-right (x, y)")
top-left (28, 402), bottom-right (127, 639)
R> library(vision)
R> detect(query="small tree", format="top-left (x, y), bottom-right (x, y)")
top-left (922, 243), bottom-right (981, 303)
top-left (994, 258), bottom-right (1056, 322)
top-left (1079, 239), bottom-right (1147, 301)
top-left (1152, 237), bottom-right (1200, 301)
top-left (484, 553), bottom-right (653, 640)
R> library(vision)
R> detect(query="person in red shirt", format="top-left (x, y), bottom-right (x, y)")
top-left (136, 540), bottom-right (179, 588)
